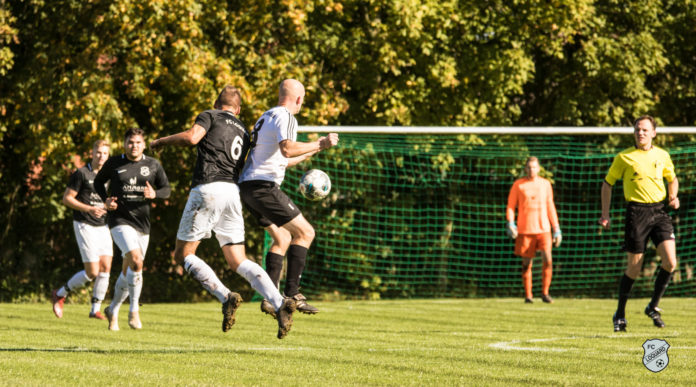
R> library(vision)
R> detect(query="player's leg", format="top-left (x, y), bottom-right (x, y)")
top-left (89, 255), bottom-right (112, 319)
top-left (107, 225), bottom-right (147, 330)
top-left (614, 204), bottom-right (649, 331)
top-left (53, 222), bottom-right (101, 318)
top-left (124, 230), bottom-right (149, 330)
top-left (515, 235), bottom-right (535, 303)
top-left (539, 233), bottom-right (554, 303)
top-left (264, 224), bottom-right (292, 288)
top-left (280, 213), bottom-right (319, 313)
top-left (90, 225), bottom-right (113, 319)
top-left (222, 244), bottom-right (295, 338)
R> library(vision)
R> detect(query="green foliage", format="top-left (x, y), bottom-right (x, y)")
top-left (1, 0), bottom-right (696, 301)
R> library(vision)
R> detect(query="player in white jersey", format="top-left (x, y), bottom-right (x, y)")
top-left (150, 85), bottom-right (296, 339)
top-left (52, 140), bottom-right (113, 320)
top-left (239, 79), bottom-right (338, 316)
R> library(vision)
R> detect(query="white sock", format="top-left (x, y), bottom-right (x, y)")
top-left (126, 267), bottom-right (143, 313)
top-left (58, 270), bottom-right (93, 297)
top-left (109, 272), bottom-right (130, 316)
top-left (91, 272), bottom-right (110, 314)
top-left (236, 259), bottom-right (284, 311)
top-left (184, 254), bottom-right (230, 303)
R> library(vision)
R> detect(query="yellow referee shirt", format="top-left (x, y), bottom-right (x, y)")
top-left (604, 146), bottom-right (676, 203)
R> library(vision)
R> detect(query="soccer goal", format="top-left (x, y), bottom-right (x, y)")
top-left (274, 127), bottom-right (696, 299)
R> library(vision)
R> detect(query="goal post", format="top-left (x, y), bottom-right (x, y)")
top-left (269, 127), bottom-right (696, 299)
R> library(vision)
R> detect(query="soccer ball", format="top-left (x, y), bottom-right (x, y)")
top-left (299, 169), bottom-right (331, 201)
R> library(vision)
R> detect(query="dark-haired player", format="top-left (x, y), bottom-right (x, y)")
top-left (94, 128), bottom-right (170, 330)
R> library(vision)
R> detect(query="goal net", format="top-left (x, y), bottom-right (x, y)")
top-left (268, 127), bottom-right (696, 299)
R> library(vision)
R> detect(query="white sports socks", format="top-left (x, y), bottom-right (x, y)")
top-left (126, 267), bottom-right (143, 313)
top-left (184, 254), bottom-right (230, 303)
top-left (236, 259), bottom-right (283, 311)
top-left (57, 270), bottom-right (93, 297)
top-left (109, 272), bottom-right (130, 315)
top-left (91, 272), bottom-right (110, 314)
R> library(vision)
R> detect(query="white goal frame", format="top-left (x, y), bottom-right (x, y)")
top-left (299, 126), bottom-right (696, 134)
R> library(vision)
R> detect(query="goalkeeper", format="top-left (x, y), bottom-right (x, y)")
top-left (506, 156), bottom-right (561, 304)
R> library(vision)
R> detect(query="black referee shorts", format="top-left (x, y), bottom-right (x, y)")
top-left (239, 180), bottom-right (302, 228)
top-left (623, 202), bottom-right (675, 254)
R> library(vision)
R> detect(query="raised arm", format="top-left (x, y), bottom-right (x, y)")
top-left (150, 124), bottom-right (207, 150)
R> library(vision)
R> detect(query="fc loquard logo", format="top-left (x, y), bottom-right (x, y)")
top-left (642, 338), bottom-right (669, 373)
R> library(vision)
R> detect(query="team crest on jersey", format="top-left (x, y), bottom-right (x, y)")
top-left (642, 338), bottom-right (669, 373)
top-left (140, 166), bottom-right (150, 177)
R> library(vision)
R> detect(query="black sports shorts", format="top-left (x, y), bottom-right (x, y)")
top-left (239, 180), bottom-right (302, 228)
top-left (623, 202), bottom-right (674, 254)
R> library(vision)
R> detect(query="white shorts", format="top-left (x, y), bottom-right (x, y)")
top-left (176, 181), bottom-right (245, 246)
top-left (73, 221), bottom-right (113, 263)
top-left (111, 225), bottom-right (150, 257)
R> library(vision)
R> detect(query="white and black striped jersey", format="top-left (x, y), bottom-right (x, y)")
top-left (238, 106), bottom-right (297, 186)
top-left (67, 163), bottom-right (106, 226)
top-left (191, 109), bottom-right (250, 187)
top-left (94, 154), bottom-right (170, 234)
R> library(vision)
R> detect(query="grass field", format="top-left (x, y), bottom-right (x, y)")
top-left (1, 297), bottom-right (694, 386)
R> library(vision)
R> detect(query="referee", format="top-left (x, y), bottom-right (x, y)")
top-left (599, 115), bottom-right (679, 332)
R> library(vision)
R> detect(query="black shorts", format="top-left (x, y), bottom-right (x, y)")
top-left (623, 202), bottom-right (675, 254)
top-left (239, 180), bottom-right (302, 228)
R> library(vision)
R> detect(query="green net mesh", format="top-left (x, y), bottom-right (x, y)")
top-left (265, 133), bottom-right (696, 299)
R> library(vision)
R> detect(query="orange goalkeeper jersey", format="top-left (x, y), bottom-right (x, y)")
top-left (506, 177), bottom-right (559, 235)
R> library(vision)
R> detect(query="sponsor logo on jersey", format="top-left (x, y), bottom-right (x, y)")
top-left (643, 338), bottom-right (669, 372)
top-left (140, 166), bottom-right (150, 177)
top-left (129, 177), bottom-right (137, 185)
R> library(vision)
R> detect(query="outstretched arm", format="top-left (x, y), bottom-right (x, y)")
top-left (150, 124), bottom-right (207, 150)
top-left (279, 133), bottom-right (339, 158)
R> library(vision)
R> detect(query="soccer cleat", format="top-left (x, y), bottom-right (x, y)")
top-left (289, 293), bottom-right (319, 314)
top-left (128, 311), bottom-right (142, 330)
top-left (260, 299), bottom-right (277, 319)
top-left (52, 289), bottom-right (65, 318)
top-left (104, 306), bottom-right (119, 331)
top-left (221, 292), bottom-right (242, 332)
top-left (276, 298), bottom-right (297, 339)
top-left (524, 298), bottom-right (533, 304)
top-left (89, 311), bottom-right (107, 320)
top-left (645, 305), bottom-right (665, 328)
top-left (613, 313), bottom-right (627, 332)
top-left (541, 294), bottom-right (554, 304)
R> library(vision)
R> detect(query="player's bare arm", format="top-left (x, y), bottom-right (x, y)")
top-left (668, 177), bottom-right (679, 209)
top-left (150, 124), bottom-right (207, 150)
top-left (62, 188), bottom-right (106, 218)
top-left (287, 149), bottom-right (319, 168)
top-left (279, 133), bottom-right (339, 158)
top-left (599, 181), bottom-right (612, 229)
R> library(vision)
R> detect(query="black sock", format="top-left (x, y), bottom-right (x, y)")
top-left (284, 245), bottom-right (308, 297)
top-left (264, 252), bottom-right (284, 289)
top-left (649, 268), bottom-right (673, 309)
top-left (616, 274), bottom-right (635, 319)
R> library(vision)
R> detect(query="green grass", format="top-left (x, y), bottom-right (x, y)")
top-left (1, 298), bottom-right (694, 386)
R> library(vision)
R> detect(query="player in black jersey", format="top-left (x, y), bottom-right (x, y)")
top-left (52, 140), bottom-right (114, 320)
top-left (150, 85), bottom-right (296, 339)
top-left (94, 128), bottom-right (170, 330)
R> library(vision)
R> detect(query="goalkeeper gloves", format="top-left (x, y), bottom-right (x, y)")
top-left (553, 228), bottom-right (562, 247)
top-left (505, 221), bottom-right (518, 239)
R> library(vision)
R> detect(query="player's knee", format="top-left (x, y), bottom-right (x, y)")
top-left (84, 267), bottom-right (99, 279)
top-left (272, 233), bottom-right (292, 251)
top-left (300, 225), bottom-right (315, 243)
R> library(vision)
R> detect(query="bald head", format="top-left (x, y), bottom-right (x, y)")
top-left (278, 79), bottom-right (305, 114)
